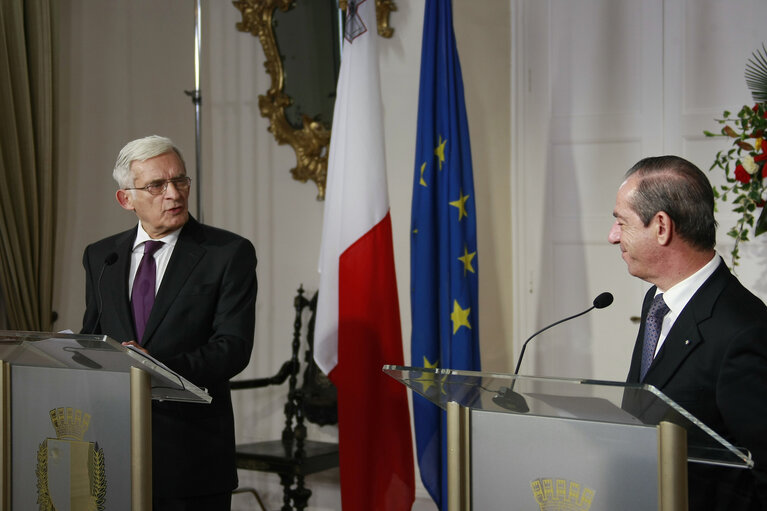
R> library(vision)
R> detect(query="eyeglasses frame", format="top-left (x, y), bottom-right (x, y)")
top-left (123, 176), bottom-right (192, 196)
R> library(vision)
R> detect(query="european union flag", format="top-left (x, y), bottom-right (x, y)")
top-left (410, 0), bottom-right (481, 508)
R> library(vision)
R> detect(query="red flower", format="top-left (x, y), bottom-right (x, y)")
top-left (735, 164), bottom-right (752, 183)
top-left (755, 152), bottom-right (767, 163)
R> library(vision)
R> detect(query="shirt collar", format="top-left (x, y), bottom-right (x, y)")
top-left (133, 222), bottom-right (182, 250)
top-left (656, 253), bottom-right (721, 314)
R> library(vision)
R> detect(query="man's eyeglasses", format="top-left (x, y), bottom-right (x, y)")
top-left (124, 176), bottom-right (192, 196)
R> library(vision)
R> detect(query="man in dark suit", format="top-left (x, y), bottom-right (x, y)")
top-left (608, 155), bottom-right (767, 510)
top-left (81, 135), bottom-right (257, 510)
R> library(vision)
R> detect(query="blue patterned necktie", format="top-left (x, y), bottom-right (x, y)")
top-left (131, 240), bottom-right (163, 343)
top-left (640, 293), bottom-right (670, 381)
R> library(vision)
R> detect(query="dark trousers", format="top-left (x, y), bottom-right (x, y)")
top-left (153, 492), bottom-right (232, 511)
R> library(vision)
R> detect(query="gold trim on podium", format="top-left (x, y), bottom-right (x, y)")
top-left (131, 367), bottom-right (151, 510)
top-left (0, 362), bottom-right (9, 511)
top-left (658, 420), bottom-right (688, 511)
top-left (447, 401), bottom-right (471, 511)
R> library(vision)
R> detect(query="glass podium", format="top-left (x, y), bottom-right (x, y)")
top-left (385, 365), bottom-right (752, 511)
top-left (0, 330), bottom-right (211, 511)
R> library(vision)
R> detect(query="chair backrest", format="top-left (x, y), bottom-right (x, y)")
top-left (282, 286), bottom-right (337, 450)
top-left (300, 290), bottom-right (337, 426)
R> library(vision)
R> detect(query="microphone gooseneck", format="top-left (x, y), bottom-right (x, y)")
top-left (513, 292), bottom-right (614, 375)
top-left (90, 252), bottom-right (119, 335)
top-left (494, 292), bottom-right (614, 414)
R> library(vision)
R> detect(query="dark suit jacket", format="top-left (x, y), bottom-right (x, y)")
top-left (628, 261), bottom-right (767, 510)
top-left (81, 216), bottom-right (257, 498)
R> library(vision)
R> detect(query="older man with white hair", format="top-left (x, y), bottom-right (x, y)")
top-left (81, 135), bottom-right (257, 510)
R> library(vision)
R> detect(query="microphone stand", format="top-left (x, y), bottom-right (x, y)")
top-left (494, 293), bottom-right (613, 413)
top-left (184, 0), bottom-right (203, 223)
top-left (513, 305), bottom-right (596, 375)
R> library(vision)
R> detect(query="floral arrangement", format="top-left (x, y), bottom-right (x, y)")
top-left (704, 44), bottom-right (767, 266)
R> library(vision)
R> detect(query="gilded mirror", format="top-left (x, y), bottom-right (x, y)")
top-left (233, 0), bottom-right (395, 200)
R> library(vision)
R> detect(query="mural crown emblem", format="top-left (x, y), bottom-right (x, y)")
top-left (49, 407), bottom-right (91, 440)
top-left (531, 477), bottom-right (595, 511)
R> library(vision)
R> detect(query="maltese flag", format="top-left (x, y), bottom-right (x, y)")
top-left (314, 1), bottom-right (415, 509)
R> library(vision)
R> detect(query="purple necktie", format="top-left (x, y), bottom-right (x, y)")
top-left (131, 240), bottom-right (163, 343)
top-left (640, 293), bottom-right (670, 381)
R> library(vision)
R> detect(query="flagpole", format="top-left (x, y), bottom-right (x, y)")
top-left (185, 0), bottom-right (203, 223)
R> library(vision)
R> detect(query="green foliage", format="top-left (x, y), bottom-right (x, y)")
top-left (705, 100), bottom-right (767, 267)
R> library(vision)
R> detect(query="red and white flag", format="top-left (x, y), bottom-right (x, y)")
top-left (315, 1), bottom-right (415, 509)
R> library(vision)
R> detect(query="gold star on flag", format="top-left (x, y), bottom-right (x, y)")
top-left (449, 190), bottom-right (470, 220)
top-left (434, 134), bottom-right (447, 170)
top-left (419, 162), bottom-right (428, 187)
top-left (458, 245), bottom-right (476, 275)
top-left (450, 300), bottom-right (471, 334)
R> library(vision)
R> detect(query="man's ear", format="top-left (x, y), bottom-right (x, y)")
top-left (655, 211), bottom-right (673, 246)
top-left (116, 189), bottom-right (135, 211)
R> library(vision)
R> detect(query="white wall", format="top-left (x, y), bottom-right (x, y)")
top-left (52, 1), bottom-right (511, 509)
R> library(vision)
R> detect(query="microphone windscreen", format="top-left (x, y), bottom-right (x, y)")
top-left (104, 252), bottom-right (119, 265)
top-left (593, 292), bottom-right (614, 309)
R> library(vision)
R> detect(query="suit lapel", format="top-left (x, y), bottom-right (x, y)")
top-left (102, 228), bottom-right (138, 340)
top-left (644, 263), bottom-right (729, 388)
top-left (142, 219), bottom-right (206, 346)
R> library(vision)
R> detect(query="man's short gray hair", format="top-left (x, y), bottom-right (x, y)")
top-left (625, 155), bottom-right (717, 251)
top-left (113, 135), bottom-right (186, 188)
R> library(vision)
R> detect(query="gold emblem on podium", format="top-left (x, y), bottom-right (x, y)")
top-left (36, 407), bottom-right (106, 511)
top-left (531, 477), bottom-right (595, 511)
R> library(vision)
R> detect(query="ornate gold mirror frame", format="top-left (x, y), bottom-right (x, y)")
top-left (233, 0), bottom-right (395, 200)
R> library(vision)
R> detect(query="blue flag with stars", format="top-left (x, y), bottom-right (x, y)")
top-left (410, 0), bottom-right (481, 508)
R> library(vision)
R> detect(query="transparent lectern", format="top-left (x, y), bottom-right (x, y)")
top-left (384, 366), bottom-right (752, 511)
top-left (0, 331), bottom-right (211, 511)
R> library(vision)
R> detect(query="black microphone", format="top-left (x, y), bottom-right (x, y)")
top-left (493, 292), bottom-right (614, 413)
top-left (513, 292), bottom-right (613, 375)
top-left (89, 252), bottom-right (118, 334)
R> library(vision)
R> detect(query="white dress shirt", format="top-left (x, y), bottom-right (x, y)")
top-left (128, 222), bottom-right (181, 299)
top-left (653, 253), bottom-right (722, 356)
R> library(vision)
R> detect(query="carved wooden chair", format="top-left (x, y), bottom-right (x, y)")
top-left (232, 286), bottom-right (339, 511)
